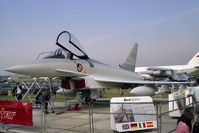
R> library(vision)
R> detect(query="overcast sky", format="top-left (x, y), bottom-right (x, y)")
top-left (1, 0), bottom-right (199, 75)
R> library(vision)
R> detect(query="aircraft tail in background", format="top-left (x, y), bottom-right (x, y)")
top-left (187, 52), bottom-right (199, 67)
top-left (119, 43), bottom-right (138, 72)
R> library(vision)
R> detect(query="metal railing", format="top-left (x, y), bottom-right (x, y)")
top-left (0, 96), bottom-right (194, 133)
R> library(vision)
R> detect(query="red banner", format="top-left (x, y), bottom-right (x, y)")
top-left (0, 100), bottom-right (33, 126)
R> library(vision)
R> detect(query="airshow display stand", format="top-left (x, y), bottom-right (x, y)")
top-left (169, 88), bottom-right (193, 117)
top-left (169, 91), bottom-right (184, 117)
top-left (110, 96), bottom-right (157, 132)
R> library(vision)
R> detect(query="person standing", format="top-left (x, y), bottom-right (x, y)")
top-left (12, 82), bottom-right (23, 101)
top-left (34, 90), bottom-right (43, 108)
top-left (187, 78), bottom-right (199, 113)
top-left (176, 107), bottom-right (197, 133)
top-left (39, 91), bottom-right (56, 114)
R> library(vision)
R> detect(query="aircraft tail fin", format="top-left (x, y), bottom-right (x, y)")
top-left (120, 43), bottom-right (138, 72)
top-left (188, 52), bottom-right (199, 67)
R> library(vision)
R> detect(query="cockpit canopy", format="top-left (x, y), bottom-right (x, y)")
top-left (56, 31), bottom-right (89, 59)
top-left (38, 31), bottom-right (89, 60)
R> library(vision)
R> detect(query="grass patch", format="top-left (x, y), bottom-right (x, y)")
top-left (0, 95), bottom-right (16, 101)
top-left (0, 93), bottom-right (77, 102)
top-left (0, 88), bottom-right (169, 102)
top-left (103, 88), bottom-right (132, 98)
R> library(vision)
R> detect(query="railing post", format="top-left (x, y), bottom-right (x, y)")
top-left (192, 96), bottom-right (194, 108)
top-left (91, 102), bottom-right (94, 133)
top-left (183, 97), bottom-right (186, 108)
top-left (156, 104), bottom-right (159, 133)
top-left (89, 102), bottom-right (91, 133)
top-left (159, 103), bottom-right (162, 133)
top-left (88, 100), bottom-right (95, 133)
top-left (41, 102), bottom-right (46, 133)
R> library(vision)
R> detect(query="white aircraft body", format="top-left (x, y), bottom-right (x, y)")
top-left (5, 31), bottom-right (191, 98)
top-left (135, 52), bottom-right (199, 80)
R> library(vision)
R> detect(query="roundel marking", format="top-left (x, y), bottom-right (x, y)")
top-left (77, 63), bottom-right (83, 72)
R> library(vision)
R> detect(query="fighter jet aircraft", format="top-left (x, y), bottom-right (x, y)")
top-left (5, 31), bottom-right (191, 98)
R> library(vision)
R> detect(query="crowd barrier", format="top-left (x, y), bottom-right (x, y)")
top-left (0, 96), bottom-right (194, 133)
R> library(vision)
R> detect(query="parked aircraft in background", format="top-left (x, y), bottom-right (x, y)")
top-left (5, 31), bottom-right (191, 98)
top-left (135, 51), bottom-right (199, 81)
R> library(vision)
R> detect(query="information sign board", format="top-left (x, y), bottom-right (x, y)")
top-left (110, 96), bottom-right (157, 132)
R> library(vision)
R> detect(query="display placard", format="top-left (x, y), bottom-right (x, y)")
top-left (169, 91), bottom-right (184, 117)
top-left (110, 96), bottom-right (157, 132)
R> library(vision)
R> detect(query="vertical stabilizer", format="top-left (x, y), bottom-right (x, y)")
top-left (188, 52), bottom-right (199, 67)
top-left (120, 43), bottom-right (138, 72)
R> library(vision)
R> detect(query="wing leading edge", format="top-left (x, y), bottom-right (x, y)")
top-left (93, 75), bottom-right (191, 85)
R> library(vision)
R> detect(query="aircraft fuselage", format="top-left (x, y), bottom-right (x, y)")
top-left (6, 58), bottom-right (143, 81)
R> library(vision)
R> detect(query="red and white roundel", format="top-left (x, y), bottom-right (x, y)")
top-left (77, 63), bottom-right (83, 72)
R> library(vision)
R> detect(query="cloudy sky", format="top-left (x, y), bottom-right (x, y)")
top-left (1, 0), bottom-right (199, 75)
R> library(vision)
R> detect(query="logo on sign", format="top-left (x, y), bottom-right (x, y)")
top-left (124, 98), bottom-right (140, 102)
top-left (0, 108), bottom-right (16, 120)
top-left (122, 124), bottom-right (130, 130)
top-left (77, 63), bottom-right (83, 72)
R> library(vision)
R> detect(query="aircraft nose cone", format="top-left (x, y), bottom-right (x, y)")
top-left (4, 63), bottom-right (54, 77)
top-left (5, 65), bottom-right (25, 74)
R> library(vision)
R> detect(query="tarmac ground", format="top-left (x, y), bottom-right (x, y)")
top-left (0, 98), bottom-right (178, 133)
